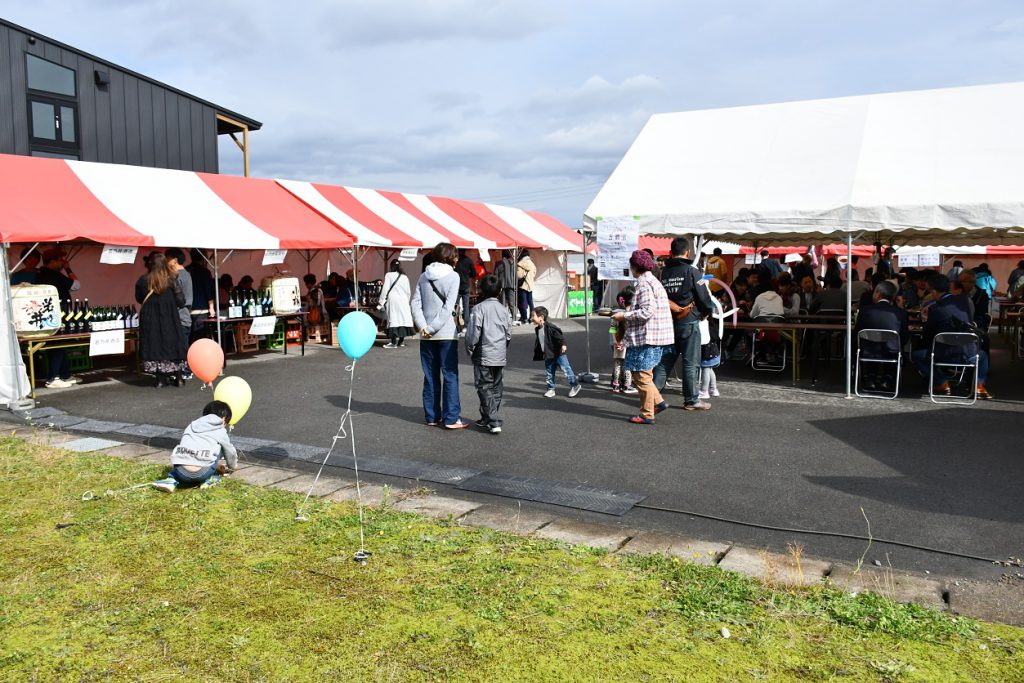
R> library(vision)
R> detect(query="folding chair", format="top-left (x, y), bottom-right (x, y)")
top-left (751, 315), bottom-right (787, 372)
top-left (929, 332), bottom-right (979, 405)
top-left (854, 329), bottom-right (901, 399)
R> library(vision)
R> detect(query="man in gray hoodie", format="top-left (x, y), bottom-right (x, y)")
top-left (465, 275), bottom-right (512, 434)
top-left (152, 400), bottom-right (238, 491)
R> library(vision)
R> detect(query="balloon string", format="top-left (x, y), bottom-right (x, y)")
top-left (296, 362), bottom-right (367, 555)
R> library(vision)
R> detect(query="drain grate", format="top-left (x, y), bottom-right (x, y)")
top-left (457, 472), bottom-right (645, 516)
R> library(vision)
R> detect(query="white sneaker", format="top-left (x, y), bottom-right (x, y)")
top-left (383, 343), bottom-right (397, 349)
top-left (66, 376), bottom-right (81, 385)
top-left (569, 383), bottom-right (582, 398)
top-left (489, 426), bottom-right (502, 434)
top-left (45, 378), bottom-right (72, 389)
top-left (543, 388), bottom-right (556, 398)
top-left (623, 386), bottom-right (639, 395)
top-left (710, 387), bottom-right (720, 397)
top-left (698, 391), bottom-right (711, 400)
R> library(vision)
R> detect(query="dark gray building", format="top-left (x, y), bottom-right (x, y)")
top-left (0, 18), bottom-right (260, 174)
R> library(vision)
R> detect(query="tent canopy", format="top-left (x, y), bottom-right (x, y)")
top-left (585, 82), bottom-right (1024, 246)
top-left (0, 154), bottom-right (582, 253)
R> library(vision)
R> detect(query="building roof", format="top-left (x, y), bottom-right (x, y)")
top-left (1, 17), bottom-right (261, 132)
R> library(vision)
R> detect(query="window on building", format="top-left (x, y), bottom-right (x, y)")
top-left (26, 54), bottom-right (76, 97)
top-left (28, 97), bottom-right (78, 149)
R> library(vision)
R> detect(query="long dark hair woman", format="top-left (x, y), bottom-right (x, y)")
top-left (135, 252), bottom-right (186, 388)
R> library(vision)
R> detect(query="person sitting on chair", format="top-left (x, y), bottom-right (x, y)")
top-left (855, 281), bottom-right (908, 392)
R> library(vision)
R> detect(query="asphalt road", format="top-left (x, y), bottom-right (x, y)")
top-left (33, 319), bottom-right (1024, 581)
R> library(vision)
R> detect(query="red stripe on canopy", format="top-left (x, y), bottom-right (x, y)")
top-left (427, 198), bottom-right (522, 248)
top-left (452, 200), bottom-right (543, 248)
top-left (0, 154), bottom-right (149, 245)
top-left (311, 184), bottom-right (423, 247)
top-left (377, 191), bottom-right (471, 248)
top-left (199, 174), bottom-right (354, 249)
top-left (526, 209), bottom-right (585, 250)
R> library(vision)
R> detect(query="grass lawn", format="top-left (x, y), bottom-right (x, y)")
top-left (1, 436), bottom-right (1022, 682)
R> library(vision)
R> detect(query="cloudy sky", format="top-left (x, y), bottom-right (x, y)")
top-left (5, 1), bottom-right (1024, 226)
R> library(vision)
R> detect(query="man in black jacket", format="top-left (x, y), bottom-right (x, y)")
top-left (653, 237), bottom-right (715, 409)
top-left (455, 249), bottom-right (477, 334)
top-left (35, 248), bottom-right (81, 389)
top-left (855, 281), bottom-right (908, 391)
top-left (493, 249), bottom-right (517, 321)
top-left (911, 274), bottom-right (991, 398)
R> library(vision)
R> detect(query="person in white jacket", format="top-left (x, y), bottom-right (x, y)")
top-left (380, 260), bottom-right (414, 348)
top-left (750, 287), bottom-right (786, 320)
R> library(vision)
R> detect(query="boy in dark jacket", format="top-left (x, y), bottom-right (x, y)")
top-left (465, 275), bottom-right (512, 433)
top-left (531, 306), bottom-right (582, 398)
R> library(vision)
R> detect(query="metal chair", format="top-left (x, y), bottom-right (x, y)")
top-left (854, 329), bottom-right (901, 399)
top-left (751, 315), bottom-right (787, 372)
top-left (929, 332), bottom-right (979, 405)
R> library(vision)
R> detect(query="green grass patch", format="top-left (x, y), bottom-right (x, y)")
top-left (1, 435), bottom-right (1022, 681)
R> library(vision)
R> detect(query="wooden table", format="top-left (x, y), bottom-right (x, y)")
top-left (729, 321), bottom-right (849, 383)
top-left (19, 330), bottom-right (140, 399)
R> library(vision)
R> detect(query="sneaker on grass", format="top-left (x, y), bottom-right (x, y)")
top-left (199, 475), bottom-right (222, 489)
top-left (151, 478), bottom-right (177, 493)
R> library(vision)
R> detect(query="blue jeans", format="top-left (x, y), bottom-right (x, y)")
top-left (170, 454), bottom-right (220, 488)
top-left (518, 289), bottom-right (534, 323)
top-left (653, 321), bottom-right (701, 404)
top-left (544, 355), bottom-right (577, 388)
top-left (420, 340), bottom-right (461, 425)
top-left (912, 348), bottom-right (988, 385)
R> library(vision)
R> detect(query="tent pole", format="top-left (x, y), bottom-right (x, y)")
top-left (212, 249), bottom-right (222, 349)
top-left (845, 233), bottom-right (853, 399)
top-left (582, 229), bottom-right (594, 378)
top-left (353, 246), bottom-right (360, 312)
top-left (1, 243), bottom-right (32, 409)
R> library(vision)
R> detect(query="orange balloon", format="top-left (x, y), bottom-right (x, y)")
top-left (187, 339), bottom-right (224, 383)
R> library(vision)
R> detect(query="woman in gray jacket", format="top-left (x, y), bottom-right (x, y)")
top-left (411, 243), bottom-right (468, 429)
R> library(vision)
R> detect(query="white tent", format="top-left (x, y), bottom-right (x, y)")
top-left (585, 82), bottom-right (1024, 246)
top-left (585, 82), bottom-right (1024, 397)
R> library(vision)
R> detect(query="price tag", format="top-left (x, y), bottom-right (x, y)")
top-left (262, 249), bottom-right (287, 265)
top-left (100, 245), bottom-right (139, 265)
top-left (89, 330), bottom-right (125, 356)
top-left (398, 248), bottom-right (419, 261)
top-left (248, 316), bottom-right (278, 336)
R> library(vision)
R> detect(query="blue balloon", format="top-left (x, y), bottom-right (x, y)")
top-left (337, 311), bottom-right (377, 359)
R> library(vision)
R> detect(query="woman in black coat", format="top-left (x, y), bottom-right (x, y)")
top-left (135, 252), bottom-right (186, 387)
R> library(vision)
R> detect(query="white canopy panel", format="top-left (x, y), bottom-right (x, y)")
top-left (585, 82), bottom-right (1024, 246)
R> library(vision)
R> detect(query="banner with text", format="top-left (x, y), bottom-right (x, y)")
top-left (596, 216), bottom-right (639, 281)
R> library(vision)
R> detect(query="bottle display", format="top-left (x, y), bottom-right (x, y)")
top-left (55, 302), bottom-right (141, 333)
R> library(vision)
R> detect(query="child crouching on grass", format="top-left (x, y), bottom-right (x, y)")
top-left (152, 400), bottom-right (237, 492)
top-left (532, 306), bottom-right (582, 398)
top-left (465, 274), bottom-right (512, 434)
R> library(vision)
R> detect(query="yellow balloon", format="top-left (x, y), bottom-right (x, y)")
top-left (213, 376), bottom-right (252, 425)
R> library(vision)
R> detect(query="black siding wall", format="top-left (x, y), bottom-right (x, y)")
top-left (0, 23), bottom-right (219, 172)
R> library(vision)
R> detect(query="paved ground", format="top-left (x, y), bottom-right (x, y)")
top-left (25, 319), bottom-right (1024, 582)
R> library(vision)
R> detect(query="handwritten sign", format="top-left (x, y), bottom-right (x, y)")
top-left (11, 284), bottom-right (61, 336)
top-left (917, 251), bottom-right (941, 267)
top-left (100, 245), bottom-right (139, 265)
top-left (398, 248), bottom-right (419, 262)
top-left (897, 253), bottom-right (920, 268)
top-left (248, 316), bottom-right (278, 336)
top-left (89, 329), bottom-right (125, 356)
top-left (262, 249), bottom-right (287, 265)
top-left (596, 216), bottom-right (639, 280)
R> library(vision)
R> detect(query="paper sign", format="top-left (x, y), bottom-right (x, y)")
top-left (248, 316), bottom-right (278, 336)
top-left (784, 252), bottom-right (803, 264)
top-left (744, 254), bottom-right (760, 265)
top-left (100, 245), bottom-right (138, 265)
top-left (262, 249), bottom-right (287, 265)
top-left (917, 251), bottom-right (941, 267)
top-left (596, 216), bottom-right (639, 280)
top-left (477, 249), bottom-right (490, 262)
top-left (89, 329), bottom-right (125, 356)
top-left (398, 248), bottom-right (419, 262)
top-left (897, 253), bottom-right (920, 268)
